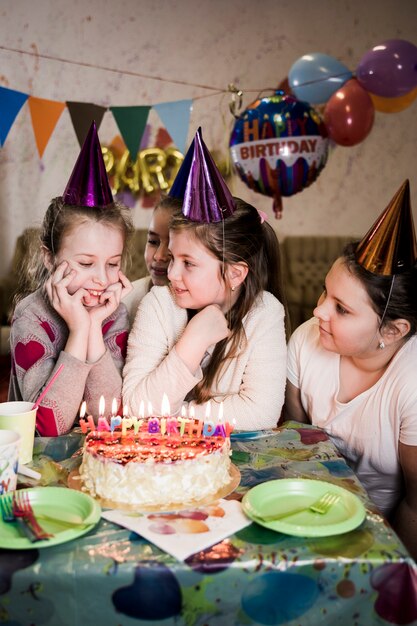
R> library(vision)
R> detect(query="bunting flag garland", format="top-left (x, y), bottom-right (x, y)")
top-left (110, 105), bottom-right (151, 160)
top-left (28, 96), bottom-right (66, 157)
top-left (0, 85), bottom-right (191, 168)
top-left (0, 85), bottom-right (29, 146)
top-left (66, 101), bottom-right (107, 146)
top-left (153, 99), bottom-right (192, 154)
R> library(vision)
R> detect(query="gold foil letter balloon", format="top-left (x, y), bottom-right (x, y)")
top-left (103, 145), bottom-right (184, 196)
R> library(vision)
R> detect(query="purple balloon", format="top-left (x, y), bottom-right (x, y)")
top-left (357, 39), bottom-right (417, 97)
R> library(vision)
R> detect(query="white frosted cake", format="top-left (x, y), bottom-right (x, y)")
top-left (79, 429), bottom-right (232, 508)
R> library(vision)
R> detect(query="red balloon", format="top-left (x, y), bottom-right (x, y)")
top-left (324, 79), bottom-right (375, 146)
top-left (276, 76), bottom-right (294, 96)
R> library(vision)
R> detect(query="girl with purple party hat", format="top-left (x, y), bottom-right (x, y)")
top-left (284, 179), bottom-right (417, 559)
top-left (123, 128), bottom-right (288, 430)
top-left (9, 122), bottom-right (133, 436)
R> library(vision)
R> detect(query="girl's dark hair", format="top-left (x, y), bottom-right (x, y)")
top-left (13, 196), bottom-right (134, 308)
top-left (342, 241), bottom-right (417, 338)
top-left (170, 197), bottom-right (289, 403)
top-left (156, 194), bottom-right (183, 213)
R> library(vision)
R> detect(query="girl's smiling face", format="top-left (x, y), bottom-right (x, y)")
top-left (167, 229), bottom-right (229, 311)
top-left (314, 258), bottom-right (381, 356)
top-left (52, 220), bottom-right (124, 308)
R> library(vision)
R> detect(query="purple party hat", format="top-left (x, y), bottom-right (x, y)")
top-left (172, 128), bottom-right (235, 222)
top-left (356, 180), bottom-right (417, 275)
top-left (169, 135), bottom-right (195, 200)
top-left (63, 121), bottom-right (113, 207)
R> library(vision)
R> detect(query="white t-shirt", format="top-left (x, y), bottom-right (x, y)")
top-left (123, 276), bottom-right (151, 328)
top-left (123, 286), bottom-right (287, 430)
top-left (287, 317), bottom-right (417, 516)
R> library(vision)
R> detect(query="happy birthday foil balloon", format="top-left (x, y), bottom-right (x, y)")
top-left (63, 120), bottom-right (114, 207)
top-left (229, 91), bottom-right (329, 218)
top-left (356, 179), bottom-right (417, 275)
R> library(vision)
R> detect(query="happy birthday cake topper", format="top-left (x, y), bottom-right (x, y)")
top-left (170, 127), bottom-right (236, 223)
top-left (63, 120), bottom-right (114, 208)
top-left (355, 179), bottom-right (417, 275)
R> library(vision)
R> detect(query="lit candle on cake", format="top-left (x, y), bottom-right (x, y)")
top-left (224, 417), bottom-right (236, 438)
top-left (203, 401), bottom-right (215, 436)
top-left (86, 401), bottom-right (96, 432)
top-left (163, 394), bottom-right (178, 435)
top-left (160, 400), bottom-right (167, 435)
top-left (190, 404), bottom-right (201, 436)
top-left (148, 398), bottom-right (160, 433)
top-left (187, 404), bottom-right (194, 435)
top-left (137, 400), bottom-right (145, 433)
top-left (214, 402), bottom-right (226, 437)
top-left (179, 405), bottom-right (187, 436)
top-left (161, 394), bottom-right (169, 417)
top-left (121, 404), bottom-right (133, 436)
top-left (97, 396), bottom-right (110, 431)
top-left (110, 397), bottom-right (121, 432)
top-left (79, 400), bottom-right (88, 433)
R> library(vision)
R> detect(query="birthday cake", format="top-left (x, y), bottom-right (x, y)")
top-left (79, 428), bottom-right (232, 508)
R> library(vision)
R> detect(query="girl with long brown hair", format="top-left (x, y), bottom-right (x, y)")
top-left (123, 129), bottom-right (287, 429)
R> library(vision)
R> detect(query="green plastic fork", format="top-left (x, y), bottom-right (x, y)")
top-left (0, 495), bottom-right (38, 542)
top-left (255, 492), bottom-right (340, 522)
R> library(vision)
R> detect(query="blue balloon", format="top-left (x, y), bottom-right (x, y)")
top-left (289, 53), bottom-right (352, 104)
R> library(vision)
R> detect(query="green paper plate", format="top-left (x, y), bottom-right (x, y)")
top-left (242, 478), bottom-right (366, 537)
top-left (0, 487), bottom-right (101, 549)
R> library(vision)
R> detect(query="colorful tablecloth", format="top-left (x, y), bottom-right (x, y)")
top-left (1, 422), bottom-right (417, 626)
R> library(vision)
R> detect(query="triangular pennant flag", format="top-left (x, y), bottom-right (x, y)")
top-left (0, 86), bottom-right (29, 146)
top-left (153, 99), bottom-right (192, 154)
top-left (110, 106), bottom-right (151, 159)
top-left (28, 96), bottom-right (66, 158)
top-left (66, 102), bottom-right (107, 147)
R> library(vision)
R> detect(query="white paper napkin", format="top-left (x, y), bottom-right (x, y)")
top-left (102, 498), bottom-right (251, 561)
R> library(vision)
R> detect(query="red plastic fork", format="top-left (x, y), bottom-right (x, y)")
top-left (12, 491), bottom-right (53, 540)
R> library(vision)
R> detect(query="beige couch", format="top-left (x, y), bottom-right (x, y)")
top-left (281, 235), bottom-right (356, 331)
top-left (0, 229), bottom-right (356, 353)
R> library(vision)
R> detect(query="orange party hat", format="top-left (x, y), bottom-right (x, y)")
top-left (355, 179), bottom-right (417, 275)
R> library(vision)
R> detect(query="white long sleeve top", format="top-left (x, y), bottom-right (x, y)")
top-left (123, 285), bottom-right (287, 430)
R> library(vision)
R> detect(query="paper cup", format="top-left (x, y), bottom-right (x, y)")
top-left (0, 430), bottom-right (21, 494)
top-left (0, 401), bottom-right (37, 465)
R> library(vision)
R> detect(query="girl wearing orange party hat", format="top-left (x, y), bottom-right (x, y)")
top-left (284, 180), bottom-right (417, 558)
top-left (9, 122), bottom-right (133, 436)
top-left (123, 128), bottom-right (288, 430)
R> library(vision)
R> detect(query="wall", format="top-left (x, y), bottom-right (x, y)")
top-left (0, 0), bottom-right (416, 278)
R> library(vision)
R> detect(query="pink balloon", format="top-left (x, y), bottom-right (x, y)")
top-left (324, 79), bottom-right (375, 146)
